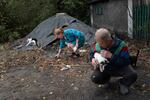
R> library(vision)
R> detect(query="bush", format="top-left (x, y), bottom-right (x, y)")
top-left (9, 31), bottom-right (21, 42)
top-left (0, 0), bottom-right (90, 43)
top-left (0, 25), bottom-right (20, 42)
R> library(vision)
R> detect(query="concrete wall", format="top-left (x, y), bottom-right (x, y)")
top-left (91, 0), bottom-right (128, 33)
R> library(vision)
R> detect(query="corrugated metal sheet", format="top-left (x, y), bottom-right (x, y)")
top-left (133, 3), bottom-right (150, 41)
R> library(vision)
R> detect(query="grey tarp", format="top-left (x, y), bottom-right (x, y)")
top-left (25, 13), bottom-right (96, 48)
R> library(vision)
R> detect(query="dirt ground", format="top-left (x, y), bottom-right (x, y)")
top-left (0, 40), bottom-right (150, 100)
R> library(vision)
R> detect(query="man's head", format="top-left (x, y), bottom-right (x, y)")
top-left (54, 27), bottom-right (64, 39)
top-left (95, 28), bottom-right (112, 48)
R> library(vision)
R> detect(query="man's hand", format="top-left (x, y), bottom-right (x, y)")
top-left (92, 58), bottom-right (99, 69)
top-left (100, 50), bottom-right (112, 59)
top-left (92, 58), bottom-right (99, 65)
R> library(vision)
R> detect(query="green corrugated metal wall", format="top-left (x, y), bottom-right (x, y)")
top-left (133, 3), bottom-right (150, 41)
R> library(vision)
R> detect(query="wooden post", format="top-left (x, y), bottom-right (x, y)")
top-left (128, 0), bottom-right (133, 38)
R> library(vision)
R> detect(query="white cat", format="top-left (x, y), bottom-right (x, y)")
top-left (94, 52), bottom-right (109, 72)
top-left (26, 37), bottom-right (38, 47)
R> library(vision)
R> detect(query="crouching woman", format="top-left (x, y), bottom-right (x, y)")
top-left (54, 27), bottom-right (85, 58)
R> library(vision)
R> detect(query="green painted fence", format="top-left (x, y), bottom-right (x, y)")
top-left (133, 4), bottom-right (150, 41)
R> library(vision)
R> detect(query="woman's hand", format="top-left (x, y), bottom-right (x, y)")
top-left (55, 53), bottom-right (60, 58)
top-left (73, 46), bottom-right (77, 52)
top-left (55, 49), bottom-right (62, 58)
top-left (100, 50), bottom-right (112, 59)
top-left (67, 43), bottom-right (74, 49)
top-left (73, 39), bottom-right (79, 52)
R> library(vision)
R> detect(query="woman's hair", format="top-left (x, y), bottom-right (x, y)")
top-left (53, 27), bottom-right (64, 35)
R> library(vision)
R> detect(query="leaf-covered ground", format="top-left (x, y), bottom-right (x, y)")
top-left (0, 40), bottom-right (150, 100)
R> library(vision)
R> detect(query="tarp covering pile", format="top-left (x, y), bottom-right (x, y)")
top-left (14, 13), bottom-right (96, 49)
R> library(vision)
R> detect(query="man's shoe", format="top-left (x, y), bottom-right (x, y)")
top-left (119, 82), bottom-right (129, 95)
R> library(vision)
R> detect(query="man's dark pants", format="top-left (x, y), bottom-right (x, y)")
top-left (91, 65), bottom-right (137, 87)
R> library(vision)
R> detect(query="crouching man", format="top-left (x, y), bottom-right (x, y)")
top-left (54, 27), bottom-right (85, 58)
top-left (90, 28), bottom-right (137, 95)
